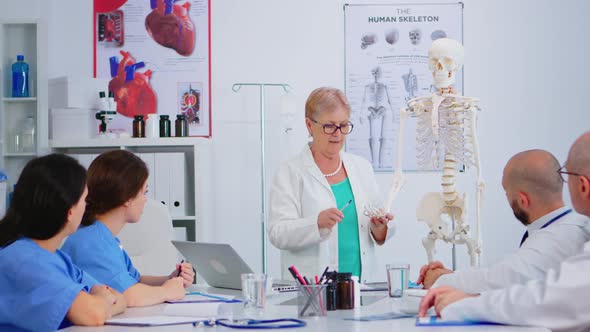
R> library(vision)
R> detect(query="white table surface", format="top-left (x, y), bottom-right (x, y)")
top-left (60, 286), bottom-right (550, 332)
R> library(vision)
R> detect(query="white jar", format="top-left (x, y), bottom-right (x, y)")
top-left (145, 113), bottom-right (159, 138)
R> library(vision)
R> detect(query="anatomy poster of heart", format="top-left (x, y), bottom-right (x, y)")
top-left (344, 3), bottom-right (462, 171)
top-left (93, 0), bottom-right (211, 137)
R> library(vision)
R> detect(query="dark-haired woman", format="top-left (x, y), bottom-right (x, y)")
top-left (0, 154), bottom-right (126, 331)
top-left (62, 150), bottom-right (194, 307)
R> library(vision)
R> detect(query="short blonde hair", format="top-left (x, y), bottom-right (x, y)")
top-left (305, 87), bottom-right (351, 119)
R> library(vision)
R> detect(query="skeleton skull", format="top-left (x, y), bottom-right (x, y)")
top-left (409, 29), bottom-right (422, 45)
top-left (361, 33), bottom-right (377, 49)
top-left (428, 38), bottom-right (464, 89)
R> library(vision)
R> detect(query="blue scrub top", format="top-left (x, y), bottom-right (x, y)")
top-left (62, 221), bottom-right (141, 293)
top-left (0, 237), bottom-right (99, 332)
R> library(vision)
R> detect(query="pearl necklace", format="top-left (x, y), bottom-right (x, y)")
top-left (323, 158), bottom-right (342, 177)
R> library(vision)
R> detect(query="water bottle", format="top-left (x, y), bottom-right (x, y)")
top-left (12, 55), bottom-right (29, 98)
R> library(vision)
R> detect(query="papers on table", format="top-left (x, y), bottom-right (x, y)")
top-left (106, 315), bottom-right (202, 327)
top-left (166, 292), bottom-right (240, 304)
top-left (163, 301), bottom-right (222, 318)
top-left (108, 292), bottom-right (237, 325)
top-left (345, 312), bottom-right (413, 321)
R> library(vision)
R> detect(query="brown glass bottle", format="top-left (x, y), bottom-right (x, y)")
top-left (335, 272), bottom-right (354, 309)
top-left (159, 115), bottom-right (171, 137)
top-left (175, 114), bottom-right (188, 137)
top-left (132, 115), bottom-right (145, 138)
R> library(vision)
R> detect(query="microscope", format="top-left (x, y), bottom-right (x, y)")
top-left (96, 91), bottom-right (117, 135)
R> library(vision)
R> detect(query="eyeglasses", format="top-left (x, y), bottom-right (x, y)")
top-left (558, 166), bottom-right (588, 183)
top-left (309, 118), bottom-right (354, 135)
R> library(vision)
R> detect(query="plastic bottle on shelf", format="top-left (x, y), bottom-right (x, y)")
top-left (12, 55), bottom-right (29, 97)
top-left (19, 116), bottom-right (35, 153)
top-left (145, 113), bottom-right (159, 138)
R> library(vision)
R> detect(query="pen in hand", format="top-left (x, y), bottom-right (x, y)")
top-left (177, 260), bottom-right (184, 277)
top-left (339, 199), bottom-right (353, 212)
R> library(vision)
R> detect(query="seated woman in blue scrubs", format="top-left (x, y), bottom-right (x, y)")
top-left (62, 150), bottom-right (194, 307)
top-left (0, 154), bottom-right (126, 331)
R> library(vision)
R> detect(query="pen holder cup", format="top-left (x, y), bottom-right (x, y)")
top-left (297, 284), bottom-right (327, 318)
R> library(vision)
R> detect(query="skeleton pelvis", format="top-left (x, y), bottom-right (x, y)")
top-left (416, 192), bottom-right (466, 233)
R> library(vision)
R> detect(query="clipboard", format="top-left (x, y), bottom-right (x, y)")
top-left (416, 316), bottom-right (499, 327)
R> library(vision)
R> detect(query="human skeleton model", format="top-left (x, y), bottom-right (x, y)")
top-left (359, 67), bottom-right (395, 169)
top-left (368, 38), bottom-right (484, 267)
top-left (402, 68), bottom-right (418, 101)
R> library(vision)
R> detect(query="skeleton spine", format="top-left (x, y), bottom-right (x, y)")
top-left (442, 152), bottom-right (458, 205)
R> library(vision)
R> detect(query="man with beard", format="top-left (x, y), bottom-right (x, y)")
top-left (417, 149), bottom-right (590, 293)
top-left (418, 134), bottom-right (590, 331)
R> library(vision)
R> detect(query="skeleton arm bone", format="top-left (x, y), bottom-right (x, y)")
top-left (384, 107), bottom-right (410, 212)
top-left (469, 106), bottom-right (484, 257)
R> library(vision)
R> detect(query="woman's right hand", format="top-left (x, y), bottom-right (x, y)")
top-left (317, 208), bottom-right (344, 230)
top-left (162, 277), bottom-right (185, 301)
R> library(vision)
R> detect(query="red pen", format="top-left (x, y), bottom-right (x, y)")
top-left (289, 265), bottom-right (308, 285)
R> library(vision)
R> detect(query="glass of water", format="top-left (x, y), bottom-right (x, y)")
top-left (386, 263), bottom-right (409, 298)
top-left (241, 273), bottom-right (267, 314)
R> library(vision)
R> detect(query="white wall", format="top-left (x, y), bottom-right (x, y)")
top-left (36, 0), bottom-right (590, 280)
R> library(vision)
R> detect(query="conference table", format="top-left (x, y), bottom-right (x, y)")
top-left (61, 285), bottom-right (550, 331)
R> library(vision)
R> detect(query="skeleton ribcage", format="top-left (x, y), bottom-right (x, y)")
top-left (415, 99), bottom-right (477, 170)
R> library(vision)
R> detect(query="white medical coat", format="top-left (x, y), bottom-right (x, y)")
top-left (433, 207), bottom-right (590, 293)
top-left (268, 145), bottom-right (395, 283)
top-left (443, 238), bottom-right (590, 332)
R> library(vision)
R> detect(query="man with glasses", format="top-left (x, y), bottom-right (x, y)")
top-left (416, 150), bottom-right (589, 293)
top-left (268, 87), bottom-right (395, 283)
top-left (419, 132), bottom-right (590, 331)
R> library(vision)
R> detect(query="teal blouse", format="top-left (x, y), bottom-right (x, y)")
top-left (331, 178), bottom-right (361, 278)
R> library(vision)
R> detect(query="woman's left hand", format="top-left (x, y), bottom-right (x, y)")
top-left (170, 262), bottom-right (196, 288)
top-left (370, 213), bottom-right (393, 244)
top-left (370, 213), bottom-right (393, 229)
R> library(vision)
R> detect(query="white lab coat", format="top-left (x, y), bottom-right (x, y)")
top-left (433, 207), bottom-right (590, 293)
top-left (442, 240), bottom-right (590, 332)
top-left (268, 145), bottom-right (395, 283)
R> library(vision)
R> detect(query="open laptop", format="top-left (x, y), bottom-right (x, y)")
top-left (171, 241), bottom-right (297, 291)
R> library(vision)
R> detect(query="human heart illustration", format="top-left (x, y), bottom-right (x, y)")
top-left (145, 0), bottom-right (195, 56)
top-left (108, 51), bottom-right (157, 118)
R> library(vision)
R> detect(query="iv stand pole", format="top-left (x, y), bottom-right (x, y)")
top-left (232, 83), bottom-right (292, 274)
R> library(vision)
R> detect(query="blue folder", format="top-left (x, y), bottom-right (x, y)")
top-left (416, 316), bottom-right (500, 327)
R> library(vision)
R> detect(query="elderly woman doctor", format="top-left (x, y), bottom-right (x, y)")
top-left (268, 87), bottom-right (395, 283)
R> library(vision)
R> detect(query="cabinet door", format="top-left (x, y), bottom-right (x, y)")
top-left (137, 153), bottom-right (155, 200)
top-left (168, 152), bottom-right (187, 216)
top-left (154, 153), bottom-right (171, 208)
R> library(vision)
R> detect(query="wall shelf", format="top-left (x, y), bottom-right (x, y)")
top-left (3, 97), bottom-right (37, 103)
top-left (50, 137), bottom-right (210, 149)
top-left (4, 152), bottom-right (36, 157)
